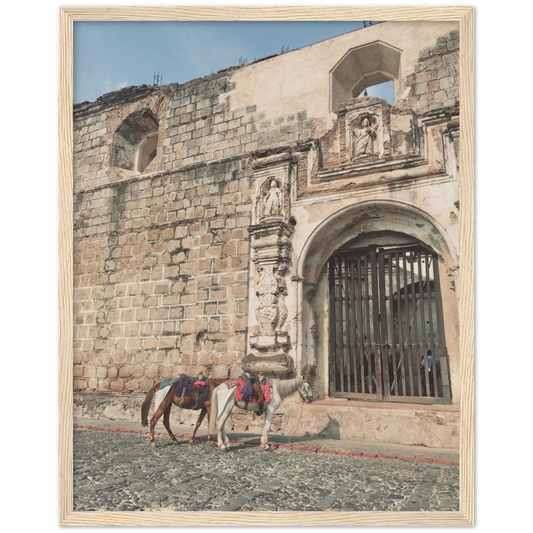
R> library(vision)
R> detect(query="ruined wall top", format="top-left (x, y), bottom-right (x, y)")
top-left (73, 21), bottom-right (459, 192)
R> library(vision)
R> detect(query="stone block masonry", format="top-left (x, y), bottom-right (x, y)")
top-left (407, 30), bottom-right (459, 115)
top-left (73, 71), bottom-right (323, 396)
top-left (163, 77), bottom-right (317, 172)
top-left (74, 73), bottom-right (319, 195)
top-left (73, 157), bottom-right (255, 393)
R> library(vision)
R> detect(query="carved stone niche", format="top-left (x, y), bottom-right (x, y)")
top-left (243, 158), bottom-right (296, 378)
top-left (318, 97), bottom-right (421, 182)
top-left (252, 159), bottom-right (291, 225)
top-left (343, 99), bottom-right (390, 163)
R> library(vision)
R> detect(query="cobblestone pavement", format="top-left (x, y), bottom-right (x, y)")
top-left (73, 428), bottom-right (459, 512)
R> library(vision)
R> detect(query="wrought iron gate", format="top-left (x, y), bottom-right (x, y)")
top-left (328, 244), bottom-right (451, 404)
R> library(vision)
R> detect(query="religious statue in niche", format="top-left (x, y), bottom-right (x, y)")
top-left (351, 116), bottom-right (377, 161)
top-left (262, 179), bottom-right (283, 217)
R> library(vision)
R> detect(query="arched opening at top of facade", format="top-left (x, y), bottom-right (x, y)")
top-left (331, 41), bottom-right (402, 112)
top-left (110, 109), bottom-right (159, 174)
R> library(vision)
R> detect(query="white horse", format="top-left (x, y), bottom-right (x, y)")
top-left (208, 377), bottom-right (313, 452)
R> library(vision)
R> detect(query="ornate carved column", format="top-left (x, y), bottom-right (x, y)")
top-left (242, 154), bottom-right (296, 378)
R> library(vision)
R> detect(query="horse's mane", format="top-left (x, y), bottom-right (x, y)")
top-left (271, 377), bottom-right (303, 400)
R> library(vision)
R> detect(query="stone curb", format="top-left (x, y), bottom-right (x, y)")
top-left (74, 424), bottom-right (459, 467)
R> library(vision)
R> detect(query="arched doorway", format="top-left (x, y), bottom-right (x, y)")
top-left (297, 200), bottom-right (459, 405)
top-left (327, 232), bottom-right (451, 404)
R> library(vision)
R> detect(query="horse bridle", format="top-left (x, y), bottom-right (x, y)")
top-left (298, 377), bottom-right (313, 403)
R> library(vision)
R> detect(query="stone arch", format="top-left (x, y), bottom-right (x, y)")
top-left (331, 41), bottom-right (402, 112)
top-left (111, 109), bottom-right (159, 173)
top-left (298, 200), bottom-right (458, 285)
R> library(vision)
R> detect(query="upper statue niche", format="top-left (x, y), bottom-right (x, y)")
top-left (351, 115), bottom-right (378, 162)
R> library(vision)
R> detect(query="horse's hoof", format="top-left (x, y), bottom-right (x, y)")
top-left (151, 442), bottom-right (156, 448)
top-left (221, 446), bottom-right (228, 452)
top-left (189, 439), bottom-right (194, 444)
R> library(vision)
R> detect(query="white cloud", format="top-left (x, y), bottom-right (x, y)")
top-left (116, 81), bottom-right (128, 90)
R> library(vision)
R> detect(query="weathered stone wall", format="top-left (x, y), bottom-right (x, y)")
top-left (74, 85), bottom-right (173, 192)
top-left (74, 157), bottom-right (254, 392)
top-left (164, 78), bottom-right (316, 169)
top-left (73, 22), bottom-right (462, 445)
top-left (407, 29), bottom-right (460, 115)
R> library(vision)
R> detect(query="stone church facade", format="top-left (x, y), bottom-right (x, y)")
top-left (73, 22), bottom-right (461, 448)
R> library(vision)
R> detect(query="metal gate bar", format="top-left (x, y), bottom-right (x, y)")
top-left (424, 251), bottom-right (440, 397)
top-left (395, 252), bottom-right (408, 396)
top-left (387, 253), bottom-right (398, 396)
top-left (433, 248), bottom-right (451, 401)
top-left (378, 252), bottom-right (391, 398)
top-left (359, 256), bottom-right (372, 394)
top-left (346, 256), bottom-right (353, 393)
top-left (370, 250), bottom-right (383, 397)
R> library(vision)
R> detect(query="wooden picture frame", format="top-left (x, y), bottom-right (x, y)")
top-left (59, 6), bottom-right (474, 526)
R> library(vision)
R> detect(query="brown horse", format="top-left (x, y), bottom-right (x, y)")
top-left (141, 378), bottom-right (264, 447)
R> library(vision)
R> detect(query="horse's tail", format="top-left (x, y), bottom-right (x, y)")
top-left (208, 385), bottom-right (220, 435)
top-left (141, 384), bottom-right (157, 427)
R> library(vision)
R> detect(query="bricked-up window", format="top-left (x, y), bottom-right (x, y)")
top-left (331, 42), bottom-right (401, 112)
top-left (111, 109), bottom-right (159, 173)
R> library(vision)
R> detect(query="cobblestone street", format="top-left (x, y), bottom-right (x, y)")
top-left (73, 428), bottom-right (459, 512)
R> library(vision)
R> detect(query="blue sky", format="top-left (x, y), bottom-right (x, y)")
top-left (74, 21), bottom-right (394, 104)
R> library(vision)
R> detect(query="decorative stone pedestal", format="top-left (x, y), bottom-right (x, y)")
top-left (241, 352), bottom-right (294, 378)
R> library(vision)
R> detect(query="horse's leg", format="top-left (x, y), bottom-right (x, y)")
top-left (163, 404), bottom-right (179, 444)
top-left (217, 404), bottom-right (233, 452)
top-left (260, 404), bottom-right (277, 450)
top-left (190, 407), bottom-right (207, 444)
top-left (205, 406), bottom-right (215, 445)
top-left (205, 406), bottom-right (218, 446)
top-left (149, 393), bottom-right (173, 447)
top-left (149, 406), bottom-right (165, 447)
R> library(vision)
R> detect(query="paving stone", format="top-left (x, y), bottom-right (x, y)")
top-left (73, 428), bottom-right (459, 512)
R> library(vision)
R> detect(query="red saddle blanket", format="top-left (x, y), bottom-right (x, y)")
top-left (225, 379), bottom-right (271, 403)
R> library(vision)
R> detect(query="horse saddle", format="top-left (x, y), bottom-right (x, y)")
top-left (240, 377), bottom-right (259, 403)
top-left (230, 377), bottom-right (264, 414)
top-left (174, 374), bottom-right (208, 409)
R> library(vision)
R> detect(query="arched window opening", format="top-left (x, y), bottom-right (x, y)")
top-left (331, 41), bottom-right (401, 111)
top-left (111, 109), bottom-right (159, 174)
